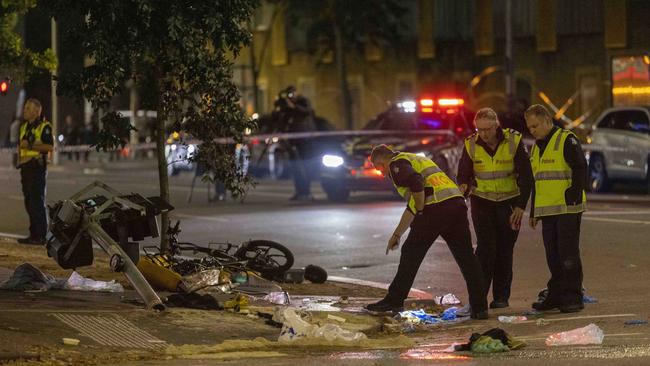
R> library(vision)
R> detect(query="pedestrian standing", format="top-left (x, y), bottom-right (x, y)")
top-left (17, 98), bottom-right (53, 245)
top-left (525, 104), bottom-right (587, 313)
top-left (364, 145), bottom-right (488, 319)
top-left (457, 108), bottom-right (533, 309)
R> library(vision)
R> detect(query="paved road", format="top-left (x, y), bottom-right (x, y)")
top-left (1, 159), bottom-right (650, 364)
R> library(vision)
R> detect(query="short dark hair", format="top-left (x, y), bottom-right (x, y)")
top-left (474, 107), bottom-right (499, 124)
top-left (370, 144), bottom-right (394, 163)
top-left (524, 104), bottom-right (552, 121)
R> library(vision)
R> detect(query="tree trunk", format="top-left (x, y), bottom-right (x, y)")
top-left (334, 20), bottom-right (353, 130)
top-left (156, 102), bottom-right (170, 252)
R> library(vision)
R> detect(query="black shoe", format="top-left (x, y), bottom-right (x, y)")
top-left (17, 237), bottom-right (45, 246)
top-left (471, 310), bottom-right (489, 319)
top-left (490, 300), bottom-right (509, 309)
top-left (560, 303), bottom-right (584, 313)
top-left (532, 300), bottom-right (560, 311)
top-left (365, 299), bottom-right (403, 313)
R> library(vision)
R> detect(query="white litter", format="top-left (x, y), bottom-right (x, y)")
top-left (64, 272), bottom-right (124, 292)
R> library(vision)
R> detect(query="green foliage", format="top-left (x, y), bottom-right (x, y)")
top-left (0, 0), bottom-right (57, 81)
top-left (42, 0), bottom-right (260, 199)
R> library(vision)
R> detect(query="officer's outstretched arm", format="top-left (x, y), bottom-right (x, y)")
top-left (30, 143), bottom-right (53, 153)
top-left (386, 209), bottom-right (415, 255)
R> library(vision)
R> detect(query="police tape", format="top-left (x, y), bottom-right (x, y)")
top-left (0, 130), bottom-right (458, 154)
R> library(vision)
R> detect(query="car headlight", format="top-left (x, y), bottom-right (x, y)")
top-left (322, 154), bottom-right (344, 168)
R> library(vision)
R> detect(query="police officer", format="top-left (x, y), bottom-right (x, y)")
top-left (457, 108), bottom-right (533, 309)
top-left (365, 145), bottom-right (488, 319)
top-left (525, 104), bottom-right (587, 313)
top-left (17, 98), bottom-right (53, 246)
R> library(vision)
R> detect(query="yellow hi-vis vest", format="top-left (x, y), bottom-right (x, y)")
top-left (464, 128), bottom-right (522, 202)
top-left (389, 152), bottom-right (463, 213)
top-left (530, 128), bottom-right (587, 217)
top-left (19, 120), bottom-right (51, 165)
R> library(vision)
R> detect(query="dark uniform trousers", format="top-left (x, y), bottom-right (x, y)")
top-left (541, 213), bottom-right (584, 305)
top-left (20, 159), bottom-right (48, 240)
top-left (470, 196), bottom-right (519, 302)
top-left (386, 197), bottom-right (487, 312)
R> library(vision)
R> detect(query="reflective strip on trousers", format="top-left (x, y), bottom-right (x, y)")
top-left (534, 202), bottom-right (587, 217)
top-left (474, 170), bottom-right (514, 180)
top-left (425, 187), bottom-right (462, 204)
top-left (534, 170), bottom-right (572, 180)
top-left (473, 190), bottom-right (520, 202)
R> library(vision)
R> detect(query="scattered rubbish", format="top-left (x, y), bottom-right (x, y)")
top-left (545, 323), bottom-right (604, 346)
top-left (498, 316), bottom-right (528, 323)
top-left (327, 314), bottom-right (346, 323)
top-left (64, 272), bottom-right (124, 292)
top-left (263, 291), bottom-right (291, 305)
top-left (522, 309), bottom-right (543, 316)
top-left (583, 295), bottom-right (598, 304)
top-left (137, 256), bottom-right (183, 291)
top-left (224, 294), bottom-right (250, 312)
top-left (441, 307), bottom-right (458, 321)
top-left (624, 320), bottom-right (648, 326)
top-left (281, 269), bottom-right (305, 284)
top-left (62, 338), bottom-right (80, 346)
top-left (181, 269), bottom-right (225, 293)
top-left (398, 310), bottom-right (440, 325)
top-left (236, 274), bottom-right (283, 295)
top-left (338, 296), bottom-right (349, 305)
top-left (278, 308), bottom-right (367, 343)
top-left (455, 304), bottom-right (471, 317)
top-left (434, 293), bottom-right (461, 305)
top-left (0, 263), bottom-right (62, 292)
top-left (455, 328), bottom-right (526, 353)
top-left (536, 318), bottom-right (550, 326)
top-left (304, 265), bottom-right (328, 284)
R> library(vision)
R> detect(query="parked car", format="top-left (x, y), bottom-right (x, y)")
top-left (583, 106), bottom-right (650, 193)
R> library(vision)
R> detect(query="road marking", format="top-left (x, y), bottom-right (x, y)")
top-left (174, 213), bottom-right (231, 223)
top-left (583, 217), bottom-right (650, 225)
top-left (585, 210), bottom-right (650, 216)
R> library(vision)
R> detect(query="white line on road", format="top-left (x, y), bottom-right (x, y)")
top-left (583, 217), bottom-right (650, 225)
top-left (519, 313), bottom-right (637, 325)
top-left (173, 213), bottom-right (231, 223)
top-left (585, 210), bottom-right (650, 216)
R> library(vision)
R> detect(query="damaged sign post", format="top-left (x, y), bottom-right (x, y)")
top-left (47, 180), bottom-right (173, 310)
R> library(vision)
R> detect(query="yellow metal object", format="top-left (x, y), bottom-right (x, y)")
top-left (137, 256), bottom-right (183, 292)
top-left (224, 294), bottom-right (249, 312)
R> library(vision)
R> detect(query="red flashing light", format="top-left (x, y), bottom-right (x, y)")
top-left (0, 81), bottom-right (8, 94)
top-left (419, 98), bottom-right (434, 106)
top-left (438, 98), bottom-right (464, 106)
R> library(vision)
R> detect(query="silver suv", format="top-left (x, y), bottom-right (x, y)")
top-left (585, 106), bottom-right (650, 193)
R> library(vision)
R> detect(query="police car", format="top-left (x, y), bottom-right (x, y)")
top-left (319, 98), bottom-right (475, 201)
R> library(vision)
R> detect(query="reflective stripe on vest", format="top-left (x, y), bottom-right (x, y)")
top-left (19, 120), bottom-right (51, 163)
top-left (530, 129), bottom-right (587, 217)
top-left (464, 128), bottom-right (521, 202)
top-left (389, 152), bottom-right (462, 212)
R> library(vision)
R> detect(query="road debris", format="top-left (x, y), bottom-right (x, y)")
top-left (545, 323), bottom-right (604, 346)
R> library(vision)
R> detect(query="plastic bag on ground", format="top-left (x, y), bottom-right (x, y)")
top-left (181, 269), bottom-right (223, 293)
top-left (398, 310), bottom-right (440, 325)
top-left (545, 323), bottom-right (604, 346)
top-left (434, 293), bottom-right (461, 305)
top-left (263, 291), bottom-right (291, 305)
top-left (64, 271), bottom-right (124, 292)
top-left (498, 316), bottom-right (528, 323)
top-left (441, 307), bottom-right (458, 321)
top-left (278, 308), bottom-right (367, 343)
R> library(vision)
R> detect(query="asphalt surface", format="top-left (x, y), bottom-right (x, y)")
top-left (1, 156), bottom-right (650, 364)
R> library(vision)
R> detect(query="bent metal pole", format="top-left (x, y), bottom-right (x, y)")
top-left (86, 223), bottom-right (165, 310)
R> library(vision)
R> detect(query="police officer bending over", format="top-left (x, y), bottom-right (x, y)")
top-left (365, 145), bottom-right (488, 319)
top-left (17, 98), bottom-right (53, 246)
top-left (457, 108), bottom-right (533, 309)
top-left (525, 104), bottom-right (587, 313)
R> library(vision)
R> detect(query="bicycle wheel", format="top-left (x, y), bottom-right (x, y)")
top-left (235, 240), bottom-right (294, 279)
